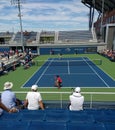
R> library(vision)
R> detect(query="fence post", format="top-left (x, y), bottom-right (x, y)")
top-left (60, 93), bottom-right (63, 108)
top-left (90, 93), bottom-right (93, 109)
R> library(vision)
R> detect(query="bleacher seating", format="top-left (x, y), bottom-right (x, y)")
top-left (0, 108), bottom-right (115, 130)
top-left (14, 31), bottom-right (37, 44)
top-left (0, 120), bottom-right (29, 130)
top-left (0, 30), bottom-right (97, 46)
top-left (67, 122), bottom-right (106, 130)
top-left (29, 121), bottom-right (67, 130)
top-left (0, 32), bottom-right (13, 37)
top-left (58, 30), bottom-right (93, 42)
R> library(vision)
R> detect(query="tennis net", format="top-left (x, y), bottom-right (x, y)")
top-left (35, 59), bottom-right (102, 66)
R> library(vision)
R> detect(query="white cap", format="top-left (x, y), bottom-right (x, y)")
top-left (75, 87), bottom-right (81, 93)
top-left (31, 85), bottom-right (38, 91)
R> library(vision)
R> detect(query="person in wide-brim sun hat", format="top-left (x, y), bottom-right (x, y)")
top-left (4, 81), bottom-right (13, 90)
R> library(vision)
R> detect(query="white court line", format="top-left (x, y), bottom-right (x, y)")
top-left (67, 60), bottom-right (70, 74)
top-left (21, 60), bottom-right (52, 88)
top-left (43, 73), bottom-right (95, 75)
top-left (82, 57), bottom-right (110, 88)
top-left (35, 59), bottom-right (53, 84)
top-left (97, 66), bottom-right (115, 81)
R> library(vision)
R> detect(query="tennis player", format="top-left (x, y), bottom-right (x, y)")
top-left (54, 75), bottom-right (62, 89)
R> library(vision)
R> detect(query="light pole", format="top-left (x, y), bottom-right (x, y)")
top-left (11, 0), bottom-right (24, 52)
top-left (100, 0), bottom-right (104, 35)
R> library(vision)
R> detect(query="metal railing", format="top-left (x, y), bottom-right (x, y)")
top-left (1, 91), bottom-right (114, 109)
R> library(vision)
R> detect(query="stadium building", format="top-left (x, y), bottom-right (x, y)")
top-left (0, 1), bottom-right (115, 129)
top-left (82, 0), bottom-right (115, 50)
top-left (0, 1), bottom-right (115, 56)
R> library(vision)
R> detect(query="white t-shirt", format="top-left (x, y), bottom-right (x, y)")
top-left (69, 92), bottom-right (84, 111)
top-left (26, 91), bottom-right (42, 110)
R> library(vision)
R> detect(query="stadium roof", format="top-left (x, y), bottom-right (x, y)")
top-left (81, 0), bottom-right (115, 13)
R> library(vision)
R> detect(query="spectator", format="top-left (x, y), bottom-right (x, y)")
top-left (69, 87), bottom-right (84, 111)
top-left (54, 75), bottom-right (62, 89)
top-left (58, 53), bottom-right (62, 59)
top-left (0, 101), bottom-right (18, 115)
top-left (1, 81), bottom-right (22, 110)
top-left (50, 49), bottom-right (54, 55)
top-left (1, 62), bottom-right (4, 70)
top-left (24, 85), bottom-right (44, 110)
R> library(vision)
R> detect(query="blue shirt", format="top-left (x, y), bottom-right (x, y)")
top-left (1, 90), bottom-right (16, 109)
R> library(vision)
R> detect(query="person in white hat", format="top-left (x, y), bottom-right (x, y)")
top-left (1, 82), bottom-right (17, 109)
top-left (24, 85), bottom-right (44, 110)
top-left (69, 87), bottom-right (84, 111)
top-left (3, 81), bottom-right (13, 90)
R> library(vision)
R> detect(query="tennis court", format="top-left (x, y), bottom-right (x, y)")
top-left (22, 57), bottom-right (115, 88)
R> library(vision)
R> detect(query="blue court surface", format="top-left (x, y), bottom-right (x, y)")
top-left (22, 57), bottom-right (115, 88)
